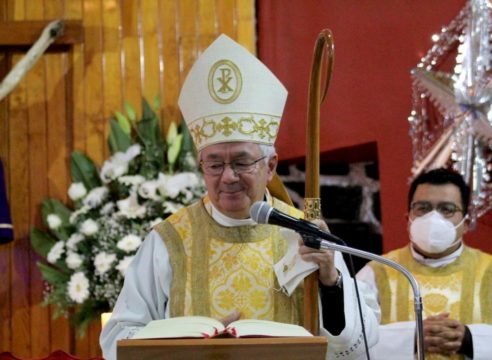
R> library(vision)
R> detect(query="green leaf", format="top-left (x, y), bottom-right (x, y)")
top-left (70, 299), bottom-right (108, 338)
top-left (37, 262), bottom-right (70, 284)
top-left (179, 120), bottom-right (194, 154)
top-left (124, 100), bottom-right (137, 123)
top-left (167, 134), bottom-right (183, 169)
top-left (71, 152), bottom-right (101, 190)
top-left (178, 121), bottom-right (198, 170)
top-left (108, 118), bottom-right (132, 153)
top-left (166, 122), bottom-right (178, 145)
top-left (138, 102), bottom-right (162, 147)
top-left (30, 228), bottom-right (58, 257)
top-left (142, 97), bottom-right (156, 122)
top-left (40, 199), bottom-right (73, 241)
top-left (153, 94), bottom-right (160, 111)
top-left (114, 111), bottom-right (131, 135)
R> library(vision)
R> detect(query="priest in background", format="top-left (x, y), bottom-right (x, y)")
top-left (101, 34), bottom-right (380, 360)
top-left (358, 168), bottom-right (492, 359)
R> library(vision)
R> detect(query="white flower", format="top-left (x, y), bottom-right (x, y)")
top-left (163, 201), bottom-right (184, 214)
top-left (80, 219), bottom-right (99, 236)
top-left (82, 186), bottom-right (109, 208)
top-left (149, 217), bottom-right (163, 228)
top-left (66, 233), bottom-right (85, 250)
top-left (69, 205), bottom-right (90, 224)
top-left (100, 144), bottom-right (141, 183)
top-left (100, 160), bottom-right (128, 184)
top-left (119, 175), bottom-right (145, 187)
top-left (94, 252), bottom-right (117, 275)
top-left (117, 192), bottom-right (146, 219)
top-left (47, 214), bottom-right (62, 230)
top-left (157, 172), bottom-right (200, 198)
top-left (117, 234), bottom-right (142, 253)
top-left (47, 241), bottom-right (65, 263)
top-left (66, 251), bottom-right (83, 269)
top-left (138, 180), bottom-right (160, 200)
top-left (67, 272), bottom-right (90, 304)
top-left (68, 182), bottom-right (87, 201)
top-left (100, 202), bottom-right (115, 216)
top-left (183, 189), bottom-right (194, 202)
top-left (116, 256), bottom-right (134, 276)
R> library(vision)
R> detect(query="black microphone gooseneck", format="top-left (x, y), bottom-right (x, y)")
top-left (250, 201), bottom-right (425, 360)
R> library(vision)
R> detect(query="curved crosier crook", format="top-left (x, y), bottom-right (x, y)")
top-left (304, 29), bottom-right (335, 335)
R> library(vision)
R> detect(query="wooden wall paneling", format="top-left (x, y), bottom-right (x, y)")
top-left (88, 318), bottom-right (102, 357)
top-left (101, 0), bottom-right (123, 137)
top-left (120, 0), bottom-right (142, 118)
top-left (178, 0), bottom-right (199, 83)
top-left (158, 0), bottom-right (180, 128)
top-left (0, 50), bottom-right (12, 352)
top-left (236, 0), bottom-right (255, 54)
top-left (45, 49), bottom-right (72, 357)
top-left (9, 53), bottom-right (32, 358)
top-left (65, 0), bottom-right (85, 153)
top-left (197, 0), bottom-right (218, 52)
top-left (10, 3), bottom-right (32, 358)
top-left (83, 0), bottom-right (105, 164)
top-left (44, 1), bottom-right (71, 354)
top-left (216, 0), bottom-right (236, 39)
top-left (26, 50), bottom-right (51, 360)
top-left (1, 1), bottom-right (13, 354)
top-left (140, 0), bottom-right (160, 107)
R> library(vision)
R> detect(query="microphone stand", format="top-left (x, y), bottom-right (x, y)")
top-left (316, 239), bottom-right (425, 360)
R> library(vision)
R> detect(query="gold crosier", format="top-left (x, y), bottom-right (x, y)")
top-left (304, 29), bottom-right (335, 335)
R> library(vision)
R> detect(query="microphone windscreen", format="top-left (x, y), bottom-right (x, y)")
top-left (249, 201), bottom-right (271, 224)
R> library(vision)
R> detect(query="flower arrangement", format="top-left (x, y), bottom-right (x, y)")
top-left (30, 97), bottom-right (206, 334)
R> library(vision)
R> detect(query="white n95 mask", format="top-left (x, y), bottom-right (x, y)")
top-left (409, 210), bottom-right (464, 254)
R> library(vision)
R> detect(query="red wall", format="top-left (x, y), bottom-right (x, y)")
top-left (258, 0), bottom-right (492, 253)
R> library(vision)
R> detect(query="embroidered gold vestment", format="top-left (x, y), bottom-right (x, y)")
top-left (154, 196), bottom-right (304, 325)
top-left (370, 245), bottom-right (492, 360)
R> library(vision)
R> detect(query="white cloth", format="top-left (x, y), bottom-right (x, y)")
top-left (100, 211), bottom-right (380, 360)
top-left (356, 246), bottom-right (492, 360)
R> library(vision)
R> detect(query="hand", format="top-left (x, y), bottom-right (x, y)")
top-left (423, 313), bottom-right (466, 355)
top-left (220, 310), bottom-right (241, 327)
top-left (297, 219), bottom-right (339, 286)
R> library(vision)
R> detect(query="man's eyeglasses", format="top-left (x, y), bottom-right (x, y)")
top-left (410, 201), bottom-right (463, 218)
top-left (200, 156), bottom-right (266, 176)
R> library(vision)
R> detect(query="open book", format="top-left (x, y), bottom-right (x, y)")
top-left (132, 316), bottom-right (313, 339)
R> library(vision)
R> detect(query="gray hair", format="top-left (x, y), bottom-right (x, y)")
top-left (258, 144), bottom-right (276, 164)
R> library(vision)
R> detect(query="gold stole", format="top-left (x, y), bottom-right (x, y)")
top-left (154, 196), bottom-right (304, 325)
top-left (370, 245), bottom-right (492, 360)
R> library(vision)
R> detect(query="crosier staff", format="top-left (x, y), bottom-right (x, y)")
top-left (304, 29), bottom-right (334, 335)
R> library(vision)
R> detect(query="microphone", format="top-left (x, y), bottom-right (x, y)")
top-left (249, 201), bottom-right (426, 360)
top-left (249, 201), bottom-right (344, 246)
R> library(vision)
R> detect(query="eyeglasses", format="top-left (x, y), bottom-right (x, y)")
top-left (410, 201), bottom-right (463, 218)
top-left (200, 156), bottom-right (266, 176)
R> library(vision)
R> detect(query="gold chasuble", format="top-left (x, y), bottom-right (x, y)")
top-left (154, 196), bottom-right (304, 325)
top-left (370, 245), bottom-right (492, 360)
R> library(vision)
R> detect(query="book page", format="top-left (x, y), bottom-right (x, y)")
top-left (133, 316), bottom-right (225, 339)
top-left (227, 319), bottom-right (313, 338)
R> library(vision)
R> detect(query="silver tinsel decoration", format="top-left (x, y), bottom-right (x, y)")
top-left (409, 0), bottom-right (492, 226)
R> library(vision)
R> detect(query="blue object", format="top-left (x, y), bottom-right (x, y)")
top-left (0, 159), bottom-right (13, 244)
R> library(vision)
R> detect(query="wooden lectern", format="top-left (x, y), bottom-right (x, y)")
top-left (117, 337), bottom-right (328, 360)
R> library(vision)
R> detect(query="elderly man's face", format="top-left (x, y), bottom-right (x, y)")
top-left (200, 142), bottom-right (277, 219)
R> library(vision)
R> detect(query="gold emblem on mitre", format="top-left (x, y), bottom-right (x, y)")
top-left (178, 34), bottom-right (288, 151)
top-left (208, 60), bottom-right (242, 104)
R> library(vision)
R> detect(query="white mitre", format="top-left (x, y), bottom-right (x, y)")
top-left (178, 34), bottom-right (287, 151)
